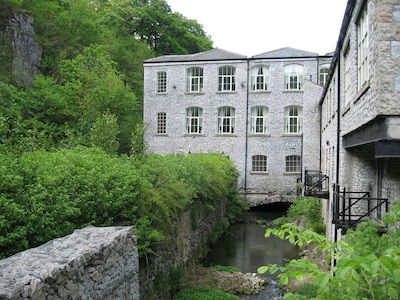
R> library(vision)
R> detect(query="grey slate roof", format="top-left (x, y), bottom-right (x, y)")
top-left (252, 47), bottom-right (318, 58)
top-left (144, 48), bottom-right (247, 63)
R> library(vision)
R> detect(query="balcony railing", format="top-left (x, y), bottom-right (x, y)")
top-left (301, 170), bottom-right (329, 199)
top-left (332, 184), bottom-right (389, 232)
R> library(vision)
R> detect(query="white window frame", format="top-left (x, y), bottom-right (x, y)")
top-left (286, 155), bottom-right (301, 173)
top-left (284, 64), bottom-right (303, 90)
top-left (157, 71), bottom-right (167, 93)
top-left (157, 112), bottom-right (166, 134)
top-left (251, 65), bottom-right (270, 91)
top-left (250, 106), bottom-right (269, 134)
top-left (186, 107), bottom-right (203, 134)
top-left (344, 46), bottom-right (351, 107)
top-left (218, 106), bottom-right (235, 134)
top-left (252, 155), bottom-right (268, 173)
top-left (319, 64), bottom-right (330, 87)
top-left (218, 66), bottom-right (236, 92)
top-left (284, 106), bottom-right (303, 134)
top-left (186, 67), bottom-right (203, 93)
top-left (357, 4), bottom-right (368, 90)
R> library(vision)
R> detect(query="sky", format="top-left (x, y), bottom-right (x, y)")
top-left (167, 0), bottom-right (348, 57)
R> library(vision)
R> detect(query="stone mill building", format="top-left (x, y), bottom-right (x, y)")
top-left (143, 47), bottom-right (332, 206)
top-left (143, 0), bottom-right (400, 237)
top-left (320, 0), bottom-right (400, 241)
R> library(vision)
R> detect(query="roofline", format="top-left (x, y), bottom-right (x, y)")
top-left (143, 54), bottom-right (333, 65)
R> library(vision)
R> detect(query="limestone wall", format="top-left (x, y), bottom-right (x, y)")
top-left (139, 201), bottom-right (227, 299)
top-left (0, 226), bottom-right (139, 300)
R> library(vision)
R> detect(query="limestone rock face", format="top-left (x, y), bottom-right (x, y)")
top-left (4, 12), bottom-right (41, 86)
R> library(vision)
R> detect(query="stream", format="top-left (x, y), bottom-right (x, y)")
top-left (203, 206), bottom-right (298, 299)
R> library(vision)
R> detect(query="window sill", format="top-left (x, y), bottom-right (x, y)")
top-left (281, 133), bottom-right (302, 137)
top-left (216, 91), bottom-right (237, 94)
top-left (156, 92), bottom-right (168, 95)
top-left (183, 134), bottom-right (206, 137)
top-left (185, 92), bottom-right (205, 95)
top-left (250, 172), bottom-right (269, 175)
top-left (283, 90), bottom-right (303, 93)
top-left (250, 90), bottom-right (271, 94)
top-left (215, 134), bottom-right (238, 137)
top-left (341, 103), bottom-right (350, 116)
top-left (354, 80), bottom-right (370, 104)
top-left (155, 133), bottom-right (168, 136)
top-left (249, 133), bottom-right (271, 137)
top-left (284, 172), bottom-right (301, 176)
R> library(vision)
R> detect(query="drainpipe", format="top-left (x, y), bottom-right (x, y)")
top-left (336, 57), bottom-right (341, 191)
top-left (334, 54), bottom-right (341, 246)
top-left (244, 59), bottom-right (250, 196)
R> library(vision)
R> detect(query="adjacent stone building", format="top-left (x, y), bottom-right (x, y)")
top-left (143, 47), bottom-right (332, 205)
top-left (320, 0), bottom-right (400, 240)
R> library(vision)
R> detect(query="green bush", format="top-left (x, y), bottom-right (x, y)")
top-left (287, 197), bottom-right (325, 234)
top-left (296, 283), bottom-right (319, 298)
top-left (172, 287), bottom-right (239, 300)
top-left (0, 148), bottom-right (244, 259)
top-left (209, 265), bottom-right (240, 273)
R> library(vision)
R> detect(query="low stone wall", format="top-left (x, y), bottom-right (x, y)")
top-left (0, 226), bottom-right (139, 300)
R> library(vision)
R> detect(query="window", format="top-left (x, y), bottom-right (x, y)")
top-left (186, 67), bottom-right (203, 93)
top-left (284, 64), bottom-right (303, 90)
top-left (252, 155), bottom-right (267, 173)
top-left (218, 66), bottom-right (236, 92)
top-left (250, 106), bottom-right (269, 134)
top-left (251, 65), bottom-right (269, 91)
top-left (218, 106), bottom-right (235, 134)
top-left (186, 107), bottom-right (203, 134)
top-left (284, 106), bottom-right (303, 134)
top-left (157, 72), bottom-right (167, 93)
top-left (319, 64), bottom-right (330, 87)
top-left (286, 155), bottom-right (301, 173)
top-left (357, 4), bottom-right (368, 90)
top-left (157, 112), bottom-right (166, 134)
top-left (344, 46), bottom-right (351, 107)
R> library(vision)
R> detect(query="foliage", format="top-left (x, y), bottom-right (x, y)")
top-left (209, 265), bottom-right (240, 273)
top-left (0, 0), bottom-right (214, 154)
top-left (154, 265), bottom-right (185, 298)
top-left (90, 110), bottom-right (120, 155)
top-left (296, 283), bottom-right (318, 298)
top-left (286, 197), bottom-right (325, 234)
top-left (257, 201), bottom-right (400, 300)
top-left (0, 149), bottom-right (243, 259)
top-left (172, 287), bottom-right (239, 300)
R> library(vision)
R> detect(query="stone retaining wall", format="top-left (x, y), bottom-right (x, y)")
top-left (0, 226), bottom-right (139, 300)
top-left (139, 201), bottom-right (227, 299)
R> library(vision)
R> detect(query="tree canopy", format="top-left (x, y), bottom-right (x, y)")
top-left (0, 0), bottom-right (213, 154)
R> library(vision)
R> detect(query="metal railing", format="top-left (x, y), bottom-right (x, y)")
top-left (332, 184), bottom-right (389, 232)
top-left (302, 170), bottom-right (329, 199)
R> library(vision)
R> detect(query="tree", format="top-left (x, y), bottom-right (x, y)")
top-left (130, 0), bottom-right (213, 55)
top-left (90, 110), bottom-right (120, 155)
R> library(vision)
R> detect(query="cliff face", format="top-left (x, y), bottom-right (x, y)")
top-left (2, 12), bottom-right (41, 86)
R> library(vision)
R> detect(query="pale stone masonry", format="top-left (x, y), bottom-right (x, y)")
top-left (144, 48), bottom-right (331, 205)
top-left (0, 226), bottom-right (139, 300)
top-left (321, 0), bottom-right (400, 240)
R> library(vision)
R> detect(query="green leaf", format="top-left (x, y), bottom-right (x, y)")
top-left (313, 272), bottom-right (330, 287)
top-left (257, 266), bottom-right (268, 274)
top-left (393, 269), bottom-right (400, 283)
top-left (388, 287), bottom-right (399, 299)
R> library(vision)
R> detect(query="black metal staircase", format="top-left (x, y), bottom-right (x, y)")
top-left (302, 170), bottom-right (329, 199)
top-left (332, 184), bottom-right (389, 233)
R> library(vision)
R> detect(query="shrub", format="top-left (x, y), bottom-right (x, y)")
top-left (172, 287), bottom-right (239, 300)
top-left (209, 265), bottom-right (240, 273)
